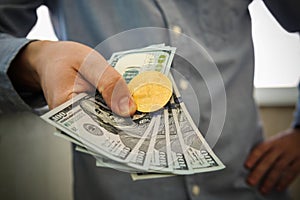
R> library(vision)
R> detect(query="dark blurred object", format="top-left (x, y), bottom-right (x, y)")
top-left (263, 0), bottom-right (300, 32)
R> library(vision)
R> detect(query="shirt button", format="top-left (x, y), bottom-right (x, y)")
top-left (192, 185), bottom-right (200, 196)
top-left (172, 25), bottom-right (182, 34)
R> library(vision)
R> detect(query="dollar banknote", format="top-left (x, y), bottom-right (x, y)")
top-left (170, 75), bottom-right (225, 173)
top-left (42, 44), bottom-right (174, 169)
top-left (54, 129), bottom-right (140, 173)
top-left (109, 44), bottom-right (176, 81)
top-left (41, 44), bottom-right (225, 180)
top-left (149, 108), bottom-right (173, 172)
top-left (126, 114), bottom-right (160, 171)
top-left (166, 104), bottom-right (192, 174)
top-left (42, 92), bottom-right (156, 165)
top-left (130, 172), bottom-right (174, 181)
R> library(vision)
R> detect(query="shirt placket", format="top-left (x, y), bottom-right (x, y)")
top-left (154, 1), bottom-right (202, 199)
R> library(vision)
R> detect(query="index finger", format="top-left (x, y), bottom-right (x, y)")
top-left (245, 142), bottom-right (271, 169)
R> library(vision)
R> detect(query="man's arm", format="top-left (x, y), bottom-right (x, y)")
top-left (263, 0), bottom-right (300, 32)
top-left (0, 0), bottom-right (43, 113)
top-left (7, 40), bottom-right (136, 116)
top-left (244, 1), bottom-right (300, 194)
top-left (245, 82), bottom-right (300, 195)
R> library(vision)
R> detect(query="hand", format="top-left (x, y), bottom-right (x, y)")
top-left (8, 40), bottom-right (136, 116)
top-left (245, 128), bottom-right (300, 195)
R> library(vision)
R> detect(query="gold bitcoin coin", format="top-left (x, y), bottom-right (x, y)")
top-left (128, 71), bottom-right (172, 112)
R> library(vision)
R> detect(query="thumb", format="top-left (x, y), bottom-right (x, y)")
top-left (77, 47), bottom-right (136, 116)
top-left (100, 67), bottom-right (137, 116)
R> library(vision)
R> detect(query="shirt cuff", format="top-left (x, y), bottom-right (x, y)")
top-left (0, 35), bottom-right (36, 114)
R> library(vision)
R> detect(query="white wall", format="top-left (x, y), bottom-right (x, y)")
top-left (250, 0), bottom-right (300, 88)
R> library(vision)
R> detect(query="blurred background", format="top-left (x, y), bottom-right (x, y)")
top-left (0, 0), bottom-right (299, 199)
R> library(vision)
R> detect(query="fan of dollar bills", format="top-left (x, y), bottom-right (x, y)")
top-left (41, 44), bottom-right (225, 180)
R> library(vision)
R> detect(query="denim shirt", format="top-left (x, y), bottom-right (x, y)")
top-left (0, 0), bottom-right (296, 199)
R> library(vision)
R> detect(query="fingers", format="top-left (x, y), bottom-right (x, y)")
top-left (47, 72), bottom-right (94, 110)
top-left (245, 130), bottom-right (300, 195)
top-left (78, 48), bottom-right (136, 116)
top-left (68, 73), bottom-right (95, 100)
top-left (276, 160), bottom-right (300, 192)
top-left (101, 73), bottom-right (137, 116)
top-left (245, 142), bottom-right (271, 169)
top-left (260, 156), bottom-right (292, 194)
top-left (246, 147), bottom-right (280, 187)
top-left (38, 41), bottom-right (136, 115)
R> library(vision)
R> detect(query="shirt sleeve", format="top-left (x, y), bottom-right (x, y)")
top-left (263, 0), bottom-right (300, 32)
top-left (292, 82), bottom-right (300, 129)
top-left (0, 0), bottom-right (44, 114)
